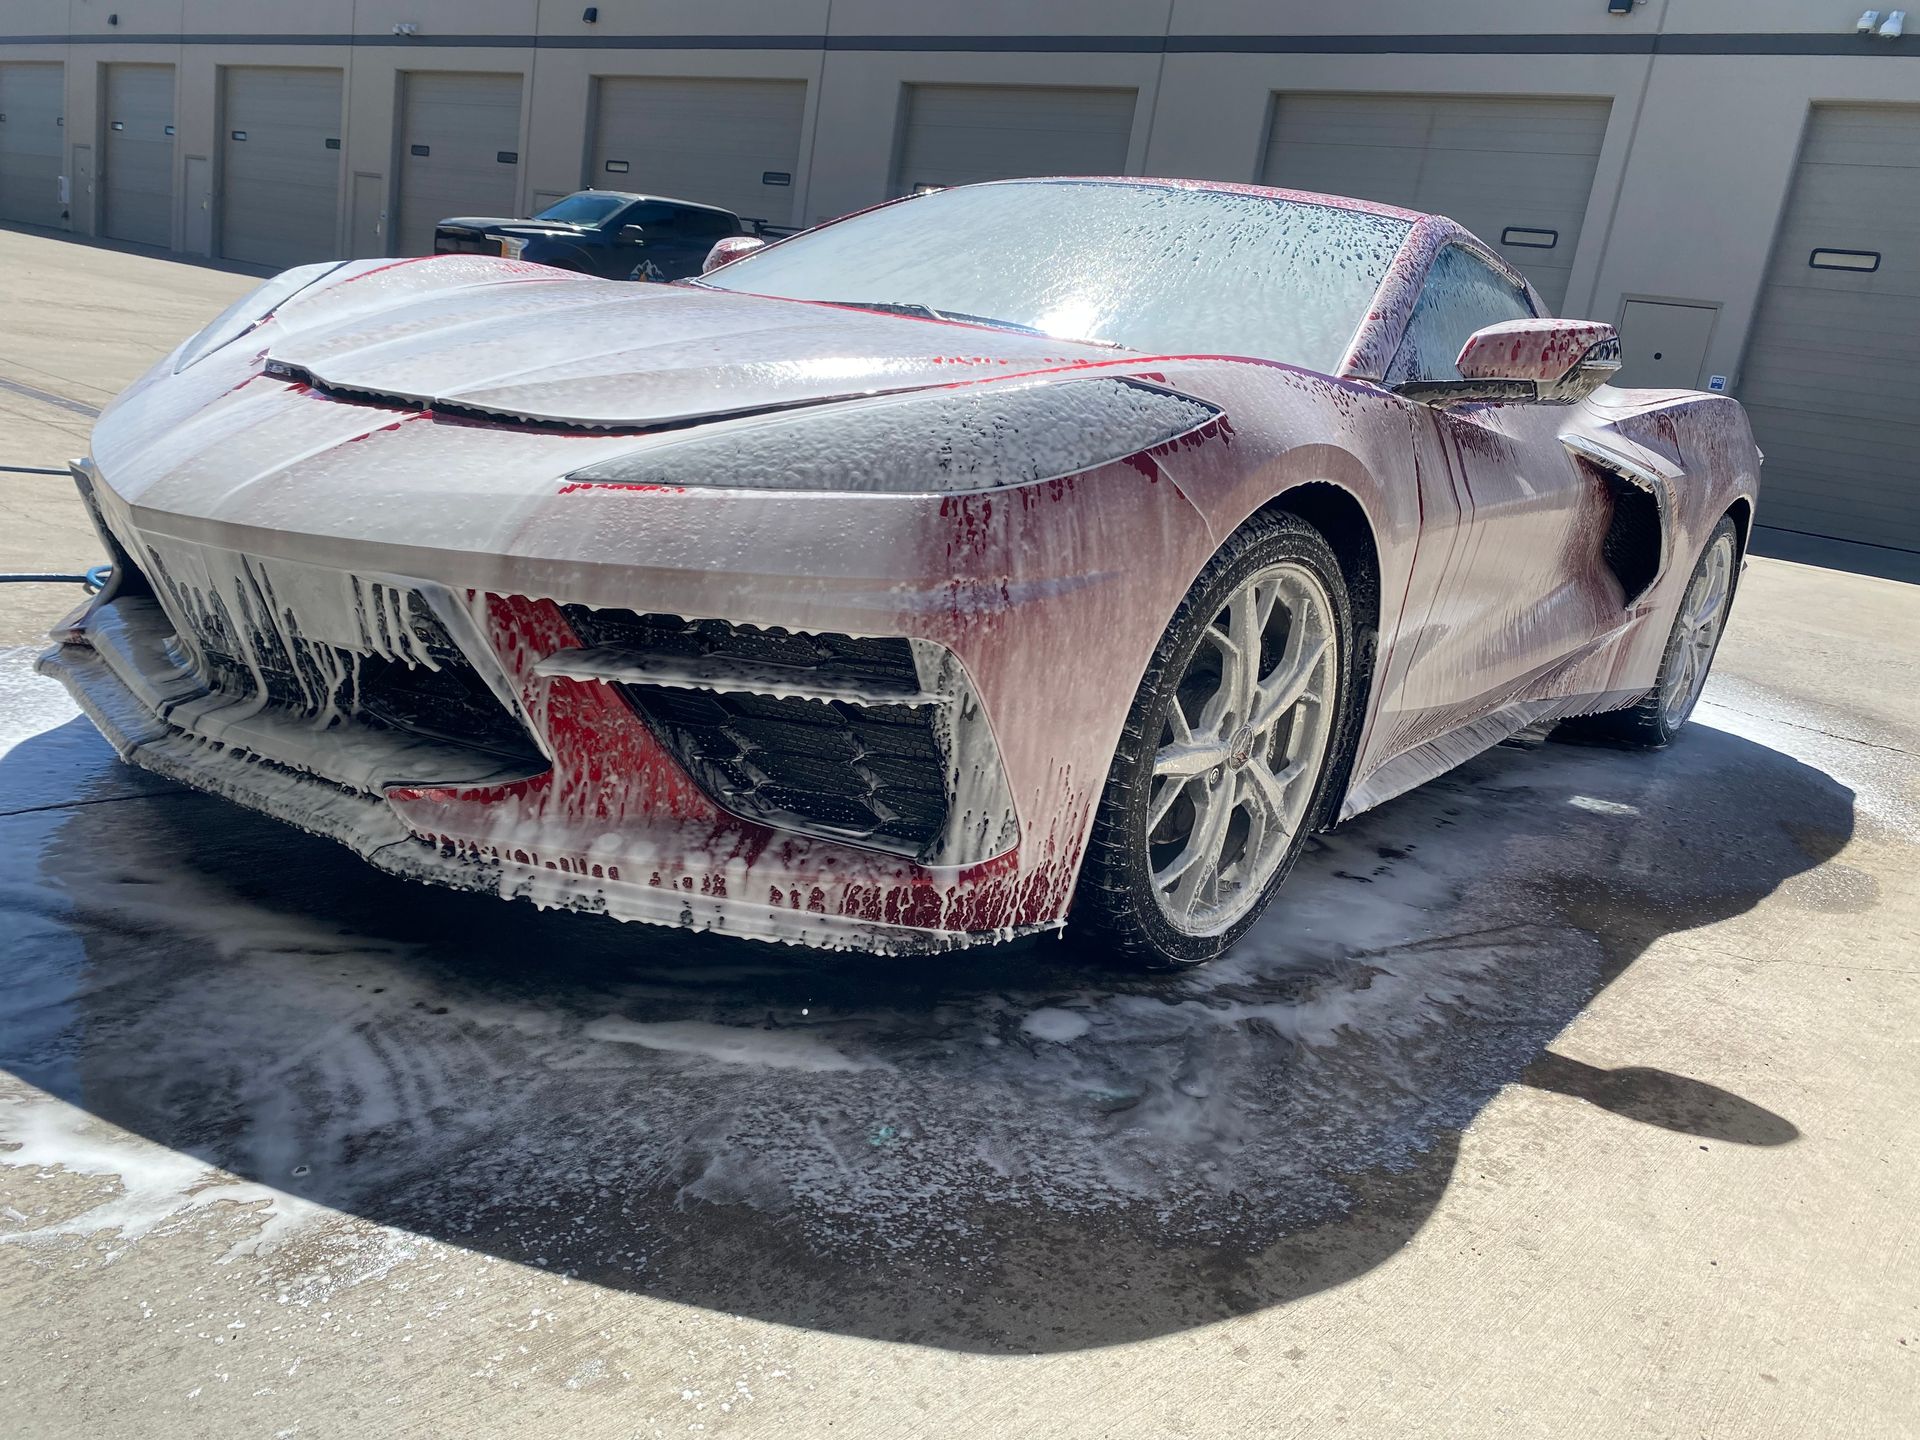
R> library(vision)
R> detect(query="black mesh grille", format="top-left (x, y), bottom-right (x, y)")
top-left (146, 552), bottom-right (541, 765)
top-left (562, 606), bottom-right (922, 692)
top-left (561, 606), bottom-right (949, 855)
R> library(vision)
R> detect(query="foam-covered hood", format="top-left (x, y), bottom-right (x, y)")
top-left (266, 263), bottom-right (1124, 430)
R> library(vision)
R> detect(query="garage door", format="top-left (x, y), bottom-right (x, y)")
top-left (220, 67), bottom-right (343, 268)
top-left (395, 71), bottom-right (522, 257)
top-left (892, 84), bottom-right (1135, 196)
top-left (1260, 93), bottom-right (1612, 314)
top-left (1737, 105), bottom-right (1920, 553)
top-left (591, 77), bottom-right (805, 226)
top-left (0, 63), bottom-right (63, 227)
top-left (103, 63), bottom-right (174, 247)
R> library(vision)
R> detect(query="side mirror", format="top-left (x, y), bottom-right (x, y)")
top-left (1395, 319), bottom-right (1621, 407)
top-left (617, 224), bottom-right (648, 245)
top-left (701, 235), bottom-right (766, 274)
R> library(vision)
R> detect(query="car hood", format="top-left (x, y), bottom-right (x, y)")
top-left (435, 216), bottom-right (583, 236)
top-left (265, 268), bottom-right (1127, 429)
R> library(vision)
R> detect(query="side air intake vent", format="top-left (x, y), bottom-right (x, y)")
top-left (1599, 469), bottom-right (1662, 604)
top-left (1562, 435), bottom-right (1671, 609)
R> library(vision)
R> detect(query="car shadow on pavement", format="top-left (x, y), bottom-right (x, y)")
top-left (0, 712), bottom-right (1842, 1353)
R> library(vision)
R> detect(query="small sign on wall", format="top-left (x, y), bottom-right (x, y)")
top-left (1809, 248), bottom-right (1880, 272)
top-left (1708, 376), bottom-right (1728, 392)
top-left (1501, 226), bottom-right (1558, 250)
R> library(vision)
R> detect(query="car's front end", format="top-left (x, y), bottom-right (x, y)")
top-left (39, 256), bottom-right (1231, 952)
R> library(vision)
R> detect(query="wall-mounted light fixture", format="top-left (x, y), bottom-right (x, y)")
top-left (583, 6), bottom-right (599, 21)
top-left (1607, 0), bottom-right (1634, 14)
top-left (392, 21), bottom-right (420, 37)
top-left (1883, 9), bottom-right (1907, 37)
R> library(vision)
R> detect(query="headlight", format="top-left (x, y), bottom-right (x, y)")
top-left (171, 261), bottom-right (348, 374)
top-left (561, 377), bottom-right (1223, 494)
top-left (498, 236), bottom-right (527, 260)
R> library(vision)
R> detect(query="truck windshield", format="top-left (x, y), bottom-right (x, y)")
top-left (534, 193), bottom-right (629, 226)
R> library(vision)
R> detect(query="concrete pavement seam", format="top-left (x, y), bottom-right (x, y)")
top-left (1701, 700), bottom-right (1916, 758)
top-left (0, 373), bottom-right (102, 419)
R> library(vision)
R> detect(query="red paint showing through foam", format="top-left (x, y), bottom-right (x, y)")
top-left (556, 480), bottom-right (687, 496)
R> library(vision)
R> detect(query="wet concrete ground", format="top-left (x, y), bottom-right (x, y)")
top-left (2, 549), bottom-right (1916, 1437)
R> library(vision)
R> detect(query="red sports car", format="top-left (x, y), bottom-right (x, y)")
top-left (40, 178), bottom-right (1760, 967)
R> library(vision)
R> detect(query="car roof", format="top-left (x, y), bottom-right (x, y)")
top-left (965, 175), bottom-right (1431, 225)
top-left (560, 188), bottom-right (738, 219)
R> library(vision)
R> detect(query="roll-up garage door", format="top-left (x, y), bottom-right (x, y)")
top-left (103, 63), bottom-right (175, 247)
top-left (395, 71), bottom-right (522, 257)
top-left (591, 77), bottom-right (806, 226)
top-left (0, 63), bottom-right (64, 227)
top-left (1737, 105), bottom-right (1920, 553)
top-left (892, 84), bottom-right (1135, 196)
top-left (220, 67), bottom-right (343, 268)
top-left (1261, 93), bottom-right (1611, 315)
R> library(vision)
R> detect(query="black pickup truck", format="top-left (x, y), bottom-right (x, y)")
top-left (434, 190), bottom-right (791, 280)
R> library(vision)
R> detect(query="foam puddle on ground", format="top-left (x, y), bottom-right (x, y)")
top-left (0, 643), bottom-right (1862, 1284)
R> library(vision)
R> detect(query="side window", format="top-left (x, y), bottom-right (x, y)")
top-left (684, 209), bottom-right (740, 241)
top-left (1386, 246), bottom-right (1536, 385)
top-left (626, 205), bottom-right (734, 244)
top-left (618, 201), bottom-right (679, 236)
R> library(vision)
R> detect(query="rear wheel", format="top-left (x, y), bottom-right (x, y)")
top-left (1074, 513), bottom-right (1353, 969)
top-left (1562, 514), bottom-right (1740, 748)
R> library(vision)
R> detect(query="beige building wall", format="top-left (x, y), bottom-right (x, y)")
top-left (2, 0), bottom-right (1916, 402)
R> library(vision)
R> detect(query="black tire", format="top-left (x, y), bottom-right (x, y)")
top-left (1559, 513), bottom-right (1741, 749)
top-left (1073, 512), bottom-right (1356, 970)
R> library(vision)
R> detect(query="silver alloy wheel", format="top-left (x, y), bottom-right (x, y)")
top-left (1147, 561), bottom-right (1338, 936)
top-left (1660, 530), bottom-right (1735, 727)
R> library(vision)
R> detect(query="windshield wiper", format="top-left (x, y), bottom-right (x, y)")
top-left (827, 300), bottom-right (942, 320)
top-left (825, 300), bottom-right (1123, 347)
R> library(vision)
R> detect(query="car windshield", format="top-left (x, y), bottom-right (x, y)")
top-left (533, 193), bottom-right (628, 226)
top-left (699, 181), bottom-right (1413, 373)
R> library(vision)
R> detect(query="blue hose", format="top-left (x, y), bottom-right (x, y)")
top-left (0, 565), bottom-right (111, 592)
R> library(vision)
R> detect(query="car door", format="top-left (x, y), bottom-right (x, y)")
top-left (608, 202), bottom-right (706, 281)
top-left (1383, 243), bottom-right (1621, 730)
top-left (576, 200), bottom-right (643, 278)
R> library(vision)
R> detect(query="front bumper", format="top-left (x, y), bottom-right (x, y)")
top-left (37, 625), bottom-right (1032, 955)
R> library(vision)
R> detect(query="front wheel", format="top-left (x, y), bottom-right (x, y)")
top-left (1074, 513), bottom-right (1354, 969)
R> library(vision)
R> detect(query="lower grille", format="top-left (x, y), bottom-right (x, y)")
top-left (143, 546), bottom-right (542, 767)
top-left (636, 686), bottom-right (949, 853)
top-left (562, 606), bottom-right (952, 856)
